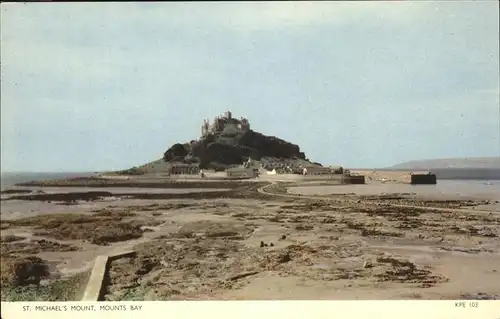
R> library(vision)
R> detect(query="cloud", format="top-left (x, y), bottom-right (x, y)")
top-left (1, 1), bottom-right (498, 171)
top-left (477, 88), bottom-right (500, 96)
top-left (2, 2), bottom-right (434, 38)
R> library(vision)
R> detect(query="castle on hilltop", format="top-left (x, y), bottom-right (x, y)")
top-left (201, 111), bottom-right (250, 137)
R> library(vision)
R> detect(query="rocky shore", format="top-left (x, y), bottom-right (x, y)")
top-left (1, 175), bottom-right (499, 301)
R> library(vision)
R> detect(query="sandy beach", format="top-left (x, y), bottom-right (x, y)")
top-left (1, 173), bottom-right (499, 301)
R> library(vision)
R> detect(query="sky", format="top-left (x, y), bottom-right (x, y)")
top-left (1, 1), bottom-right (499, 172)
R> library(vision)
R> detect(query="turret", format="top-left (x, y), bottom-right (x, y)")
top-left (212, 117), bottom-right (218, 132)
top-left (240, 117), bottom-right (250, 131)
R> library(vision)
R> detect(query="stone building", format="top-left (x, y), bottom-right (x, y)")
top-left (302, 166), bottom-right (334, 176)
top-left (201, 111), bottom-right (250, 137)
top-left (226, 158), bottom-right (260, 179)
top-left (226, 167), bottom-right (259, 179)
top-left (167, 163), bottom-right (200, 175)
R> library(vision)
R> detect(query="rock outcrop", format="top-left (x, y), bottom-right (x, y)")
top-left (163, 130), bottom-right (314, 170)
top-left (163, 143), bottom-right (190, 163)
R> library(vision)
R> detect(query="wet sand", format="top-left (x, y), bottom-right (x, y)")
top-left (1, 175), bottom-right (499, 301)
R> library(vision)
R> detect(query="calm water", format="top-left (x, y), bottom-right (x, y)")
top-left (0, 172), bottom-right (98, 190)
top-left (375, 168), bottom-right (500, 180)
top-left (395, 180), bottom-right (499, 200)
top-left (289, 179), bottom-right (500, 201)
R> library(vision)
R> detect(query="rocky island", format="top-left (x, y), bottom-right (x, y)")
top-left (159, 110), bottom-right (321, 174)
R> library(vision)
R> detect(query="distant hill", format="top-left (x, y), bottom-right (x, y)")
top-left (388, 157), bottom-right (500, 170)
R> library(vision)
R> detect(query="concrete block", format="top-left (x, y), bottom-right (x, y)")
top-left (81, 250), bottom-right (137, 301)
top-left (81, 255), bottom-right (109, 301)
top-left (411, 174), bottom-right (437, 184)
top-left (108, 250), bottom-right (137, 261)
top-left (345, 175), bottom-right (366, 184)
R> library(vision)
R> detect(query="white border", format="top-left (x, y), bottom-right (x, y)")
top-left (1, 301), bottom-right (500, 319)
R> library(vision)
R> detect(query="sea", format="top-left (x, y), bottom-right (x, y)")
top-left (0, 172), bottom-right (98, 190)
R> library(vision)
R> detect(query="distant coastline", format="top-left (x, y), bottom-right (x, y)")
top-left (387, 156), bottom-right (500, 170)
